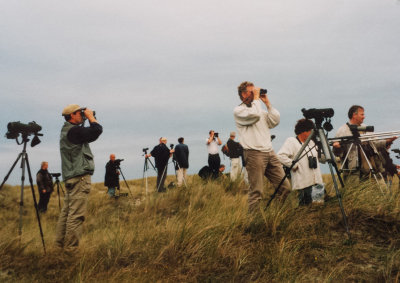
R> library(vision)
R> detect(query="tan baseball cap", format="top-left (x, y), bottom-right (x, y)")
top-left (62, 104), bottom-right (82, 116)
top-left (160, 137), bottom-right (167, 142)
top-left (230, 132), bottom-right (236, 137)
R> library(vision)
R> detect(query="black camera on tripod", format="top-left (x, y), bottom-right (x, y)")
top-left (301, 108), bottom-right (334, 132)
top-left (392, 149), bottom-right (400, 159)
top-left (170, 144), bottom-right (174, 149)
top-left (50, 173), bottom-right (61, 178)
top-left (301, 108), bottom-right (334, 120)
top-left (348, 124), bottom-right (374, 133)
top-left (5, 121), bottom-right (43, 147)
top-left (114, 159), bottom-right (124, 166)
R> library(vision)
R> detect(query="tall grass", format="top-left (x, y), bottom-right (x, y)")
top-left (0, 174), bottom-right (400, 282)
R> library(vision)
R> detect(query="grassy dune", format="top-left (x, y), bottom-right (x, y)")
top-left (1, 174), bottom-right (400, 282)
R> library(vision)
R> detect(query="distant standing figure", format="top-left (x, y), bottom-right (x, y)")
top-left (174, 137), bottom-right (189, 187)
top-left (104, 154), bottom-right (120, 197)
top-left (146, 137), bottom-right (174, 192)
top-left (207, 130), bottom-right (222, 175)
top-left (36, 161), bottom-right (53, 213)
top-left (225, 131), bottom-right (244, 181)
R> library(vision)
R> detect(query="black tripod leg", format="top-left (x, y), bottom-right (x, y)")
top-left (142, 159), bottom-right (147, 187)
top-left (118, 168), bottom-right (133, 197)
top-left (0, 153), bottom-right (23, 190)
top-left (326, 141), bottom-right (346, 188)
top-left (266, 170), bottom-right (291, 208)
top-left (55, 182), bottom-right (61, 210)
top-left (25, 153), bottom-right (46, 254)
top-left (318, 129), bottom-right (351, 240)
top-left (157, 165), bottom-right (168, 192)
top-left (328, 162), bottom-right (351, 240)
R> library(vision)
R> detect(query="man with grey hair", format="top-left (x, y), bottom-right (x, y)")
top-left (333, 105), bottom-right (397, 184)
top-left (36, 161), bottom-right (53, 213)
top-left (55, 104), bottom-right (102, 251)
top-left (224, 131), bottom-right (244, 181)
top-left (234, 81), bottom-right (290, 212)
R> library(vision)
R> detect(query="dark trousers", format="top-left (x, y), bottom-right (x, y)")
top-left (208, 154), bottom-right (220, 173)
top-left (298, 186), bottom-right (312, 206)
top-left (38, 192), bottom-right (51, 212)
top-left (156, 165), bottom-right (168, 192)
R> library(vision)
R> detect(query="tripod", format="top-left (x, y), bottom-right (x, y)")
top-left (267, 118), bottom-right (351, 239)
top-left (53, 175), bottom-right (65, 211)
top-left (116, 165), bottom-right (133, 197)
top-left (142, 149), bottom-right (156, 194)
top-left (172, 157), bottom-right (188, 188)
top-left (340, 138), bottom-right (389, 193)
top-left (156, 162), bottom-right (170, 192)
top-left (156, 144), bottom-right (176, 192)
top-left (0, 134), bottom-right (46, 254)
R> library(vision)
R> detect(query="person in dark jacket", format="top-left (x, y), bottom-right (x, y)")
top-left (145, 137), bottom-right (174, 192)
top-left (104, 154), bottom-right (120, 197)
top-left (199, 164), bottom-right (226, 180)
top-left (225, 131), bottom-right (244, 181)
top-left (55, 104), bottom-right (102, 250)
top-left (174, 137), bottom-right (189, 187)
top-left (36, 161), bottom-right (53, 213)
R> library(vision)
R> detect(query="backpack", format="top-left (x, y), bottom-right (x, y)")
top-left (221, 144), bottom-right (230, 157)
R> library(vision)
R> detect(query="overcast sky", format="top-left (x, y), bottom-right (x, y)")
top-left (1, 0), bottom-right (399, 186)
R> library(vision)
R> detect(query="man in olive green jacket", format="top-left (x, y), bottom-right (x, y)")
top-left (55, 104), bottom-right (102, 250)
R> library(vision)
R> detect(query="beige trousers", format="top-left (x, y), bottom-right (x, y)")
top-left (244, 149), bottom-right (291, 211)
top-left (230, 158), bottom-right (242, 181)
top-left (55, 174), bottom-right (91, 248)
top-left (176, 168), bottom-right (187, 187)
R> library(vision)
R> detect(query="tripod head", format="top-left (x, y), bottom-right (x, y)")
top-left (302, 108), bottom-right (334, 132)
top-left (114, 159), bottom-right (124, 168)
top-left (392, 148), bottom-right (400, 159)
top-left (50, 173), bottom-right (61, 182)
top-left (142, 147), bottom-right (149, 156)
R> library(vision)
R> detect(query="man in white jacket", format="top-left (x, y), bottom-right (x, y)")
top-left (277, 119), bottom-right (324, 205)
top-left (234, 81), bottom-right (290, 212)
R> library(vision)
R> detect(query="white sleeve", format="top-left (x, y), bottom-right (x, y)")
top-left (264, 107), bottom-right (280, 129)
top-left (233, 101), bottom-right (262, 126)
top-left (277, 138), bottom-right (295, 168)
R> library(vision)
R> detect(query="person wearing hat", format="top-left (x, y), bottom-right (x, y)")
top-left (145, 137), bottom-right (174, 192)
top-left (224, 132), bottom-right (244, 181)
top-left (55, 104), bottom-right (103, 250)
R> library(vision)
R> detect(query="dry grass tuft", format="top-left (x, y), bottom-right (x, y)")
top-left (0, 174), bottom-right (399, 282)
